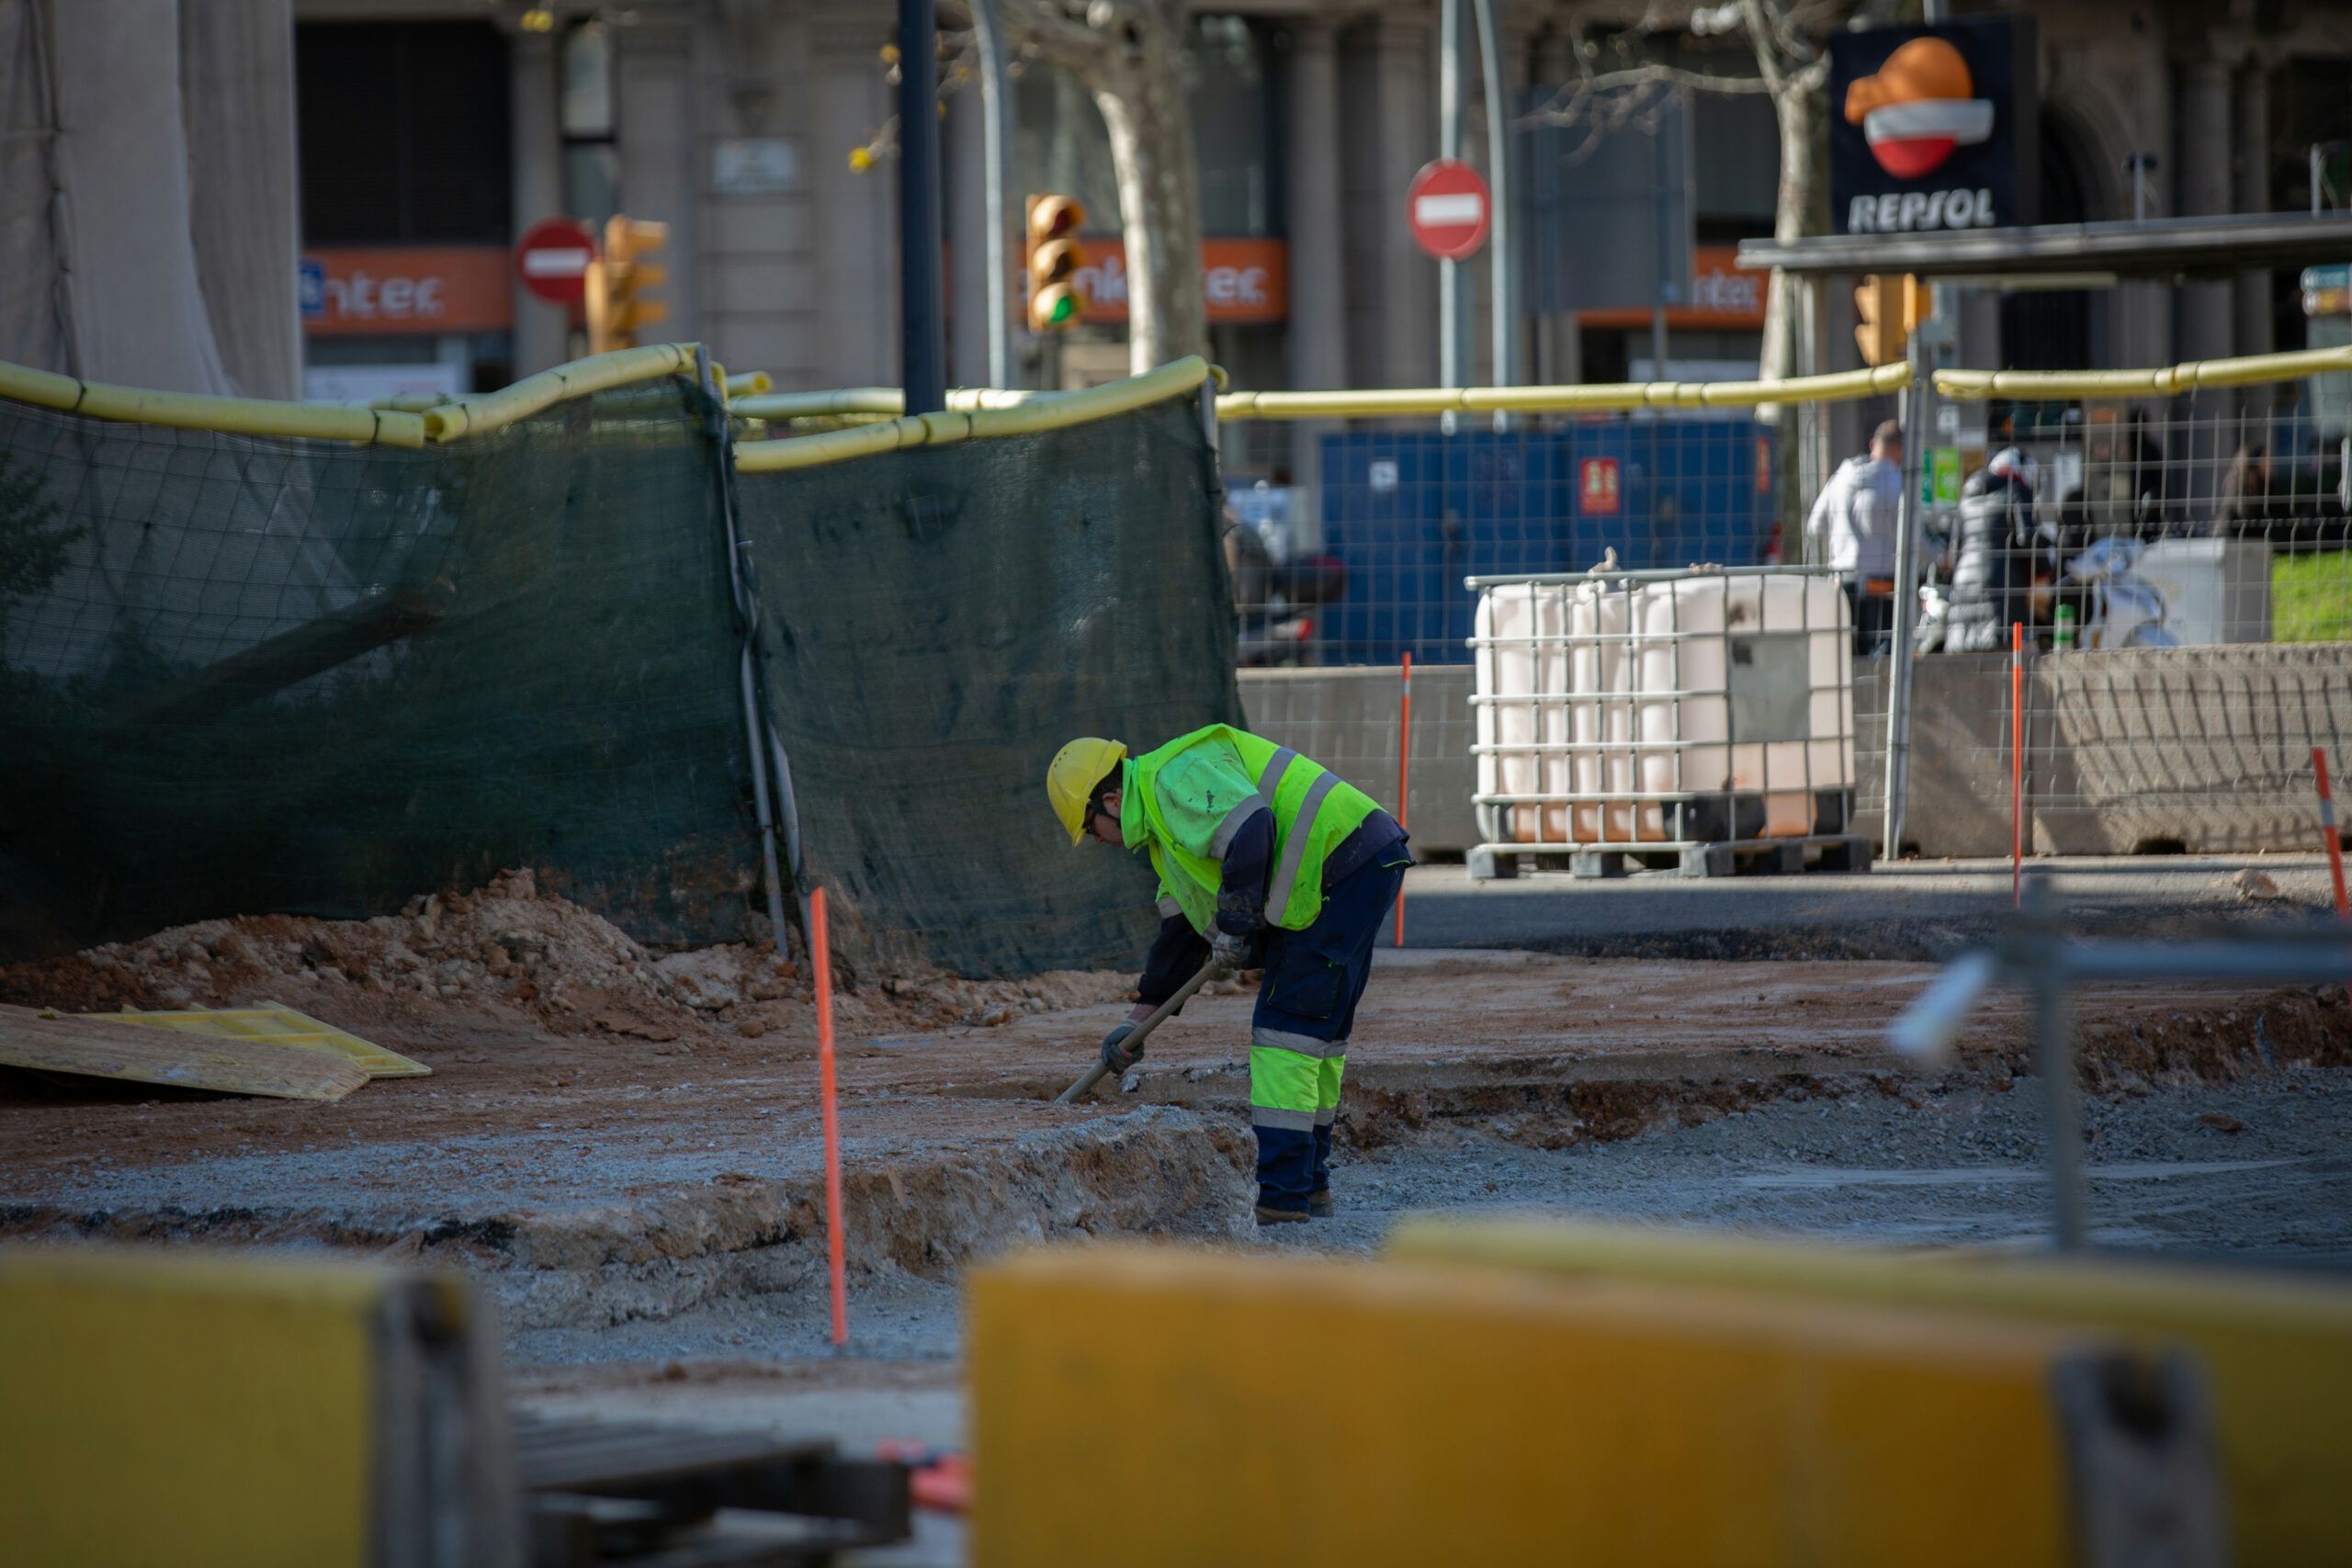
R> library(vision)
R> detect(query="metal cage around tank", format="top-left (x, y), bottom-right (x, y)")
top-left (1466, 564), bottom-right (1864, 880)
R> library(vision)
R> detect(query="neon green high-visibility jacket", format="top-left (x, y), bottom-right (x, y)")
top-left (1118, 725), bottom-right (1380, 935)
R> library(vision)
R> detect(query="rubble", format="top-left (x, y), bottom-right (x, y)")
top-left (0, 868), bottom-right (1135, 1048)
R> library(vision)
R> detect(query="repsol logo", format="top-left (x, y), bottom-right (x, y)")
top-left (1846, 188), bottom-right (1996, 232)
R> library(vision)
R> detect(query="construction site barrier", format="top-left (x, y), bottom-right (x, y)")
top-left (969, 1243), bottom-right (2222, 1568)
top-left (1385, 1216), bottom-right (2352, 1567)
top-left (0, 348), bottom-right (1231, 969)
top-left (0, 1245), bottom-right (516, 1566)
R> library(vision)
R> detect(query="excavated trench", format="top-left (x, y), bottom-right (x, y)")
top-left (6, 901), bottom-right (2349, 1336)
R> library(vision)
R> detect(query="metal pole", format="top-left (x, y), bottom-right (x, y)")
top-left (2023, 874), bottom-right (2087, 1250)
top-left (1472, 0), bottom-right (1511, 392)
top-left (899, 0), bottom-right (946, 413)
top-left (1881, 335), bottom-right (1925, 859)
top-left (1649, 102), bottom-right (1670, 379)
top-left (971, 0), bottom-right (1011, 389)
top-left (1439, 0), bottom-right (1464, 393)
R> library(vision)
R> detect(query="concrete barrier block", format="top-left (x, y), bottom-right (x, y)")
top-left (1388, 1216), bottom-right (2352, 1566)
top-left (970, 1243), bottom-right (2212, 1568)
top-left (0, 1245), bottom-right (517, 1567)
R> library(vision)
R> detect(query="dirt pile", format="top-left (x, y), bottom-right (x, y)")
top-left (0, 869), bottom-right (1136, 1047)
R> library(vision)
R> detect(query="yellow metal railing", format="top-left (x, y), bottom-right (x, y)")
top-left (0, 344), bottom-right (703, 447)
top-left (731, 356), bottom-right (1215, 474)
top-left (0, 359), bottom-right (433, 448)
top-left (1215, 362), bottom-right (1914, 421)
top-left (12, 339), bottom-right (2348, 459)
top-left (1933, 342), bottom-right (2352, 400)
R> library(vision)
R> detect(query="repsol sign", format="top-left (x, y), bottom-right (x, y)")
top-left (1828, 17), bottom-right (2037, 235)
top-left (1848, 187), bottom-right (1996, 233)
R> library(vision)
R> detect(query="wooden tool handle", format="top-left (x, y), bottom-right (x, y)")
top-left (1053, 957), bottom-right (1220, 1106)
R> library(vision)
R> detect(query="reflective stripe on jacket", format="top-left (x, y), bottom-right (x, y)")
top-left (1120, 725), bottom-right (1379, 934)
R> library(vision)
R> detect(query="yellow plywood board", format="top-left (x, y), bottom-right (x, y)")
top-left (0, 1004), bottom-right (368, 1100)
top-left (94, 1003), bottom-right (429, 1077)
top-left (1387, 1216), bottom-right (2352, 1568)
top-left (0, 1247), bottom-right (395, 1568)
top-left (971, 1245), bottom-right (2097, 1568)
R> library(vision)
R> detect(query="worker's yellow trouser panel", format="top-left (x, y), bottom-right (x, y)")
top-left (1250, 1044), bottom-right (1344, 1210)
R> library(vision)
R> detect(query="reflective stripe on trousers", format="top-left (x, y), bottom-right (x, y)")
top-left (1250, 1043), bottom-right (1345, 1131)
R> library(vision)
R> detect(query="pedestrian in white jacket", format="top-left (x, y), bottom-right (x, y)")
top-left (1804, 421), bottom-right (1920, 654)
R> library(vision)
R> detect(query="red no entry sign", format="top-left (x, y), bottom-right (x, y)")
top-left (514, 217), bottom-right (598, 304)
top-left (1408, 159), bottom-right (1491, 261)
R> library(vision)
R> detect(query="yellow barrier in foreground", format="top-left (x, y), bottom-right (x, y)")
top-left (970, 1244), bottom-right (2188, 1568)
top-left (734, 355), bottom-right (1213, 473)
top-left (1388, 1216), bottom-right (2352, 1567)
top-left (0, 1246), bottom-right (514, 1567)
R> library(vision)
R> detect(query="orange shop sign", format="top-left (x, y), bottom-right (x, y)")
top-left (300, 247), bottom-right (513, 335)
top-left (1577, 244), bottom-right (1767, 331)
top-left (1052, 238), bottom-right (1287, 326)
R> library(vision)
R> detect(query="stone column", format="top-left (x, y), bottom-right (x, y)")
top-left (2110, 29), bottom-right (2172, 369)
top-left (509, 28), bottom-right (567, 378)
top-left (2173, 57), bottom-right (2232, 364)
top-left (1372, 17), bottom-right (1435, 389)
top-left (812, 18), bottom-right (897, 388)
top-left (1286, 21), bottom-right (1346, 392)
top-left (946, 84), bottom-right (988, 389)
top-left (2232, 60), bottom-right (2273, 358)
top-left (617, 17), bottom-right (697, 346)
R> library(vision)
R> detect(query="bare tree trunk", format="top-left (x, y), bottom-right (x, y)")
top-left (1756, 71), bottom-right (1815, 398)
top-left (995, 0), bottom-right (1206, 374)
top-left (1091, 48), bottom-right (1204, 372)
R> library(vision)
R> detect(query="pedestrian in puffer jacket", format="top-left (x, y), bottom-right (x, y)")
top-left (1941, 449), bottom-right (2041, 653)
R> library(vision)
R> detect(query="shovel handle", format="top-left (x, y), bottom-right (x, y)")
top-left (1054, 957), bottom-right (1221, 1106)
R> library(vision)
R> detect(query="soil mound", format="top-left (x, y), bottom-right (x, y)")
top-left (0, 868), bottom-right (1135, 1048)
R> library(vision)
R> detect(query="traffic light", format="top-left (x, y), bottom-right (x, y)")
top-left (1853, 273), bottom-right (1926, 367)
top-left (584, 215), bottom-right (670, 353)
top-left (1025, 194), bottom-right (1086, 333)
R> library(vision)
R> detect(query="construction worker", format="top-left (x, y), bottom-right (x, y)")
top-left (1046, 728), bottom-right (1411, 1224)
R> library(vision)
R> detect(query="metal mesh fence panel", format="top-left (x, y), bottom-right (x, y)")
top-left (1, 378), bottom-right (757, 953)
top-left (1219, 370), bottom-right (2352, 863)
top-left (733, 395), bottom-right (1239, 976)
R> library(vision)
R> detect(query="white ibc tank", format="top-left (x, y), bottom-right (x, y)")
top-left (1476, 569), bottom-right (1853, 847)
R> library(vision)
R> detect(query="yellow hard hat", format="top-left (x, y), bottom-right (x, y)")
top-left (1046, 737), bottom-right (1126, 846)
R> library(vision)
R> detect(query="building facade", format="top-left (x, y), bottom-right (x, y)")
top-left (288, 1), bottom-right (2352, 419)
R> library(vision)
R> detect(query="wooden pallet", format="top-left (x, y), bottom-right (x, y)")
top-left (1468, 834), bottom-right (1873, 881)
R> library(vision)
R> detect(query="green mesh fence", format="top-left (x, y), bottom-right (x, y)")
top-left (0, 378), bottom-right (756, 955)
top-left (734, 395), bottom-right (1242, 976)
top-left (0, 374), bottom-right (1235, 976)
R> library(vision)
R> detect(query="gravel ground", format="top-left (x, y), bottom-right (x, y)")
top-left (503, 1061), bottom-right (2352, 1372)
top-left (1278, 1061), bottom-right (2352, 1262)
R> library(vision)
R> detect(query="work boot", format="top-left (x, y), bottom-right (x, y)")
top-left (1307, 1189), bottom-right (1335, 1218)
top-left (1254, 1203), bottom-right (1310, 1225)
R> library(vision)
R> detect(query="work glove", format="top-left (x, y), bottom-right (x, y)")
top-left (1100, 1023), bottom-right (1142, 1073)
top-left (1210, 930), bottom-right (1258, 977)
